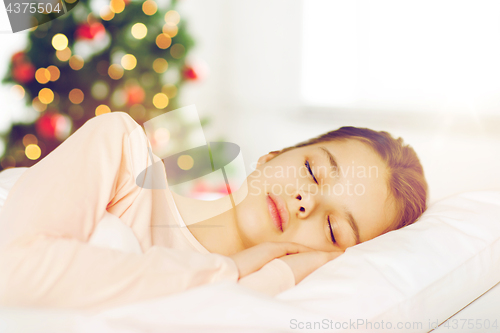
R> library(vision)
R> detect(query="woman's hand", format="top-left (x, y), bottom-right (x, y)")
top-left (278, 250), bottom-right (343, 284)
top-left (229, 242), bottom-right (316, 279)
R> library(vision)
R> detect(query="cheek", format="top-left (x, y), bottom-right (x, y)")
top-left (234, 194), bottom-right (269, 245)
top-left (247, 169), bottom-right (271, 196)
top-left (286, 221), bottom-right (330, 250)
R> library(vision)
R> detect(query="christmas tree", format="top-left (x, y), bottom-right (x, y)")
top-left (1, 0), bottom-right (202, 169)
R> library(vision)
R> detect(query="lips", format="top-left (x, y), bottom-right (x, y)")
top-left (266, 193), bottom-right (289, 232)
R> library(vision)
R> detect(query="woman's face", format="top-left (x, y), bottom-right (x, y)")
top-left (234, 139), bottom-right (397, 252)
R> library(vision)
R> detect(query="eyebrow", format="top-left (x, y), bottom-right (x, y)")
top-left (318, 146), bottom-right (339, 176)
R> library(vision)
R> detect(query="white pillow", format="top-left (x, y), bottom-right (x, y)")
top-left (278, 190), bottom-right (500, 329)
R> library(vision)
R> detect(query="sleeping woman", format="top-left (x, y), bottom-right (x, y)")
top-left (0, 111), bottom-right (427, 310)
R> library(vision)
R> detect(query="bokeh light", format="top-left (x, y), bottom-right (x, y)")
top-left (162, 24), bottom-right (178, 37)
top-left (108, 64), bottom-right (124, 80)
top-left (100, 6), bottom-right (115, 21)
top-left (110, 0), bottom-right (125, 13)
top-left (91, 81), bottom-right (109, 99)
top-left (56, 47), bottom-right (71, 61)
top-left (153, 58), bottom-right (168, 73)
top-left (164, 10), bottom-right (180, 25)
top-left (170, 43), bottom-right (185, 59)
top-left (177, 155), bottom-right (194, 170)
top-left (121, 54), bottom-right (137, 70)
top-left (69, 88), bottom-right (84, 104)
top-left (161, 84), bottom-right (177, 98)
top-left (54, 114), bottom-right (72, 141)
top-left (25, 144), bottom-right (41, 160)
top-left (38, 88), bottom-right (54, 104)
top-left (155, 33), bottom-right (172, 49)
top-left (111, 88), bottom-right (126, 107)
top-left (142, 0), bottom-right (157, 15)
top-left (32, 97), bottom-right (47, 112)
top-left (22, 134), bottom-right (38, 147)
top-left (52, 33), bottom-right (68, 51)
top-left (95, 104), bottom-right (111, 116)
top-left (11, 85), bottom-right (25, 100)
top-left (47, 66), bottom-right (60, 81)
top-left (152, 93), bottom-right (169, 109)
top-left (131, 23), bottom-right (147, 39)
top-left (35, 68), bottom-right (50, 84)
top-left (69, 55), bottom-right (84, 70)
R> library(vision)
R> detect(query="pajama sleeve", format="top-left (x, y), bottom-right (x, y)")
top-left (0, 112), bottom-right (240, 310)
top-left (237, 258), bottom-right (295, 296)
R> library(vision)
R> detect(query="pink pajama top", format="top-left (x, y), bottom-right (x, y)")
top-left (0, 112), bottom-right (295, 311)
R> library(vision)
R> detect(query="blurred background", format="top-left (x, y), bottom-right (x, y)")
top-left (0, 0), bottom-right (499, 203)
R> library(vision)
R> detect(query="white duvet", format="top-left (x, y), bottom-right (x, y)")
top-left (1, 167), bottom-right (500, 333)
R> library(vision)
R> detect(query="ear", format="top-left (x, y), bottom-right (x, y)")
top-left (256, 151), bottom-right (280, 167)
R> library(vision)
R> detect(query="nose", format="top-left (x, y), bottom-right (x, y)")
top-left (295, 191), bottom-right (317, 219)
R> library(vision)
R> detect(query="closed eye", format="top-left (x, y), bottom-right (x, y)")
top-left (305, 160), bottom-right (318, 184)
top-left (328, 217), bottom-right (336, 244)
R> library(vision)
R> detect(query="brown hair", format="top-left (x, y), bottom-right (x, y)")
top-left (276, 127), bottom-right (428, 230)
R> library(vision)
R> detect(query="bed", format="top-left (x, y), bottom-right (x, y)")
top-left (0, 167), bottom-right (499, 333)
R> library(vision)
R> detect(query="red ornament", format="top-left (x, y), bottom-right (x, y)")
top-left (182, 61), bottom-right (208, 81)
top-left (36, 114), bottom-right (57, 139)
top-left (13, 62), bottom-right (35, 84)
top-left (126, 85), bottom-right (145, 106)
top-left (74, 22), bottom-right (105, 40)
top-left (11, 51), bottom-right (26, 64)
top-left (36, 113), bottom-right (72, 140)
top-left (182, 65), bottom-right (199, 80)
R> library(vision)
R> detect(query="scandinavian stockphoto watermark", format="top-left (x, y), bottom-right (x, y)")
top-left (248, 161), bottom-right (380, 198)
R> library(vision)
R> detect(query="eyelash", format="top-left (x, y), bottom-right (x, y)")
top-left (305, 160), bottom-right (318, 184)
top-left (305, 160), bottom-right (335, 244)
top-left (327, 217), bottom-right (336, 244)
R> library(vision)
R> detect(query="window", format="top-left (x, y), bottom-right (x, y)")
top-left (301, 0), bottom-right (500, 115)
